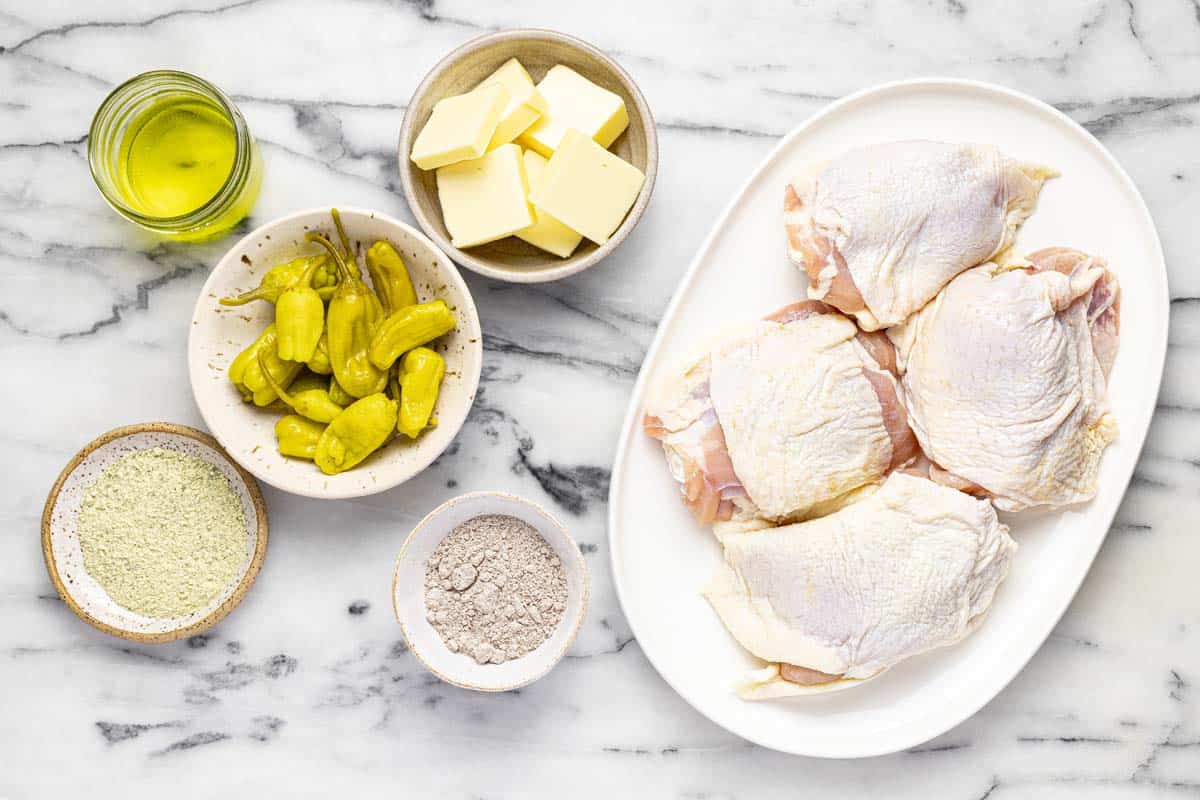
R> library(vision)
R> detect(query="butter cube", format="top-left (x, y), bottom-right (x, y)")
top-left (517, 65), bottom-right (629, 157)
top-left (530, 130), bottom-right (644, 245)
top-left (479, 58), bottom-right (548, 151)
top-left (410, 84), bottom-right (509, 170)
top-left (436, 143), bottom-right (535, 248)
top-left (516, 149), bottom-right (584, 258)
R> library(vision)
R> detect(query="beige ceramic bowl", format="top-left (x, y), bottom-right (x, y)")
top-left (41, 423), bottom-right (268, 643)
top-left (398, 29), bottom-right (658, 283)
top-left (392, 491), bottom-right (589, 691)
top-left (188, 207), bottom-right (483, 500)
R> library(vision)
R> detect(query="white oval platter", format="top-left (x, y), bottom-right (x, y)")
top-left (607, 78), bottom-right (1169, 758)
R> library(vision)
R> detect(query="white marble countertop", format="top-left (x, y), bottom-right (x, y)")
top-left (2, 1), bottom-right (1197, 796)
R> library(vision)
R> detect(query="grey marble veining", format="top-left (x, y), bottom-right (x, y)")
top-left (1, 0), bottom-right (1198, 796)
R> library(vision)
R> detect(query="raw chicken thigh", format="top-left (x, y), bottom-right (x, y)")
top-left (784, 141), bottom-right (1053, 330)
top-left (705, 473), bottom-right (1016, 699)
top-left (643, 302), bottom-right (916, 529)
top-left (892, 248), bottom-right (1120, 511)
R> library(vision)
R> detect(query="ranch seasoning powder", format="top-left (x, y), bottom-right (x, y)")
top-left (76, 447), bottom-right (248, 619)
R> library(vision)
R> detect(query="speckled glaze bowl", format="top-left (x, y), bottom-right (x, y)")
top-left (41, 423), bottom-right (268, 643)
top-left (392, 491), bottom-right (589, 692)
top-left (399, 29), bottom-right (658, 283)
top-left (188, 207), bottom-right (483, 500)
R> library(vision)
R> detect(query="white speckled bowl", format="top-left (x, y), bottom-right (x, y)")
top-left (41, 423), bottom-right (268, 643)
top-left (392, 492), bottom-right (589, 692)
top-left (188, 207), bottom-right (483, 499)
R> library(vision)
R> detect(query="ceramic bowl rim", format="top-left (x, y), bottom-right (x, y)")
top-left (391, 490), bottom-right (590, 691)
top-left (397, 27), bottom-right (659, 284)
top-left (40, 422), bottom-right (270, 644)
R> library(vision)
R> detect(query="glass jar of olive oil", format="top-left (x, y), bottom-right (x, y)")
top-left (88, 71), bottom-right (262, 241)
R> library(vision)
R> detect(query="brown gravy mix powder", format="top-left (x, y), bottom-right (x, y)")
top-left (424, 514), bottom-right (568, 665)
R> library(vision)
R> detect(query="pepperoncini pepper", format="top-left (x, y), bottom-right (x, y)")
top-left (367, 300), bottom-right (456, 371)
top-left (228, 324), bottom-right (302, 406)
top-left (289, 371), bottom-right (329, 395)
top-left (219, 256), bottom-right (336, 307)
top-left (365, 240), bottom-right (418, 315)
top-left (315, 393), bottom-right (397, 475)
top-left (328, 376), bottom-right (354, 407)
top-left (246, 337), bottom-right (303, 407)
top-left (332, 209), bottom-right (384, 323)
top-left (396, 347), bottom-right (445, 438)
top-left (275, 415), bottom-right (326, 460)
top-left (308, 229), bottom-right (387, 399)
top-left (257, 350), bottom-right (345, 423)
top-left (228, 324), bottom-right (273, 401)
top-left (274, 259), bottom-right (325, 363)
top-left (307, 332), bottom-right (333, 375)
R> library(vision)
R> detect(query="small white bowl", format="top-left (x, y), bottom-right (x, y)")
top-left (392, 491), bottom-right (589, 691)
top-left (399, 29), bottom-right (658, 283)
top-left (41, 423), bottom-right (268, 643)
top-left (188, 207), bottom-right (483, 499)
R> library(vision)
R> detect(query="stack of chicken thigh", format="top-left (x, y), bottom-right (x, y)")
top-left (644, 141), bottom-right (1121, 698)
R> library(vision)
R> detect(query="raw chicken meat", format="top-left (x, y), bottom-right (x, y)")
top-left (704, 473), bottom-right (1016, 699)
top-left (891, 248), bottom-right (1120, 511)
top-left (643, 302), bottom-right (917, 528)
top-left (784, 140), bottom-right (1054, 330)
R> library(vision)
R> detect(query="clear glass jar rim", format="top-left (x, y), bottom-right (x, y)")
top-left (87, 69), bottom-right (253, 229)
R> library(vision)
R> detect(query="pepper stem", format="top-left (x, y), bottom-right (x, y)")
top-left (306, 232), bottom-right (357, 285)
top-left (297, 257), bottom-right (321, 289)
top-left (331, 208), bottom-right (354, 262)
top-left (219, 286), bottom-right (272, 306)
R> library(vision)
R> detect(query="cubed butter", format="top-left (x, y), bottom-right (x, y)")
top-left (516, 65), bottom-right (629, 157)
top-left (436, 143), bottom-right (535, 248)
top-left (479, 58), bottom-right (548, 151)
top-left (410, 84), bottom-right (509, 170)
top-left (516, 149), bottom-right (584, 258)
top-left (529, 130), bottom-right (644, 245)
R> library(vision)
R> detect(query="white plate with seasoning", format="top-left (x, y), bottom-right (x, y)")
top-left (393, 491), bottom-right (589, 691)
top-left (608, 78), bottom-right (1168, 757)
top-left (188, 207), bottom-right (483, 500)
top-left (42, 422), bottom-right (269, 643)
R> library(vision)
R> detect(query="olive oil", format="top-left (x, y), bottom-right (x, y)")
top-left (90, 71), bottom-right (262, 239)
top-left (118, 97), bottom-right (237, 218)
